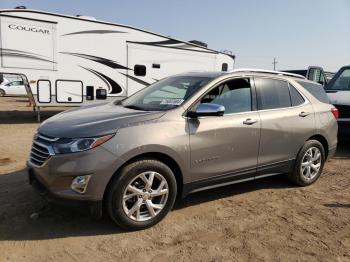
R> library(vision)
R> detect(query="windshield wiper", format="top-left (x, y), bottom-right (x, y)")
top-left (123, 105), bottom-right (148, 111)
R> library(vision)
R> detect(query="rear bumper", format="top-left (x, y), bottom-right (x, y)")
top-left (338, 119), bottom-right (350, 138)
top-left (28, 167), bottom-right (102, 218)
top-left (328, 146), bottom-right (337, 159)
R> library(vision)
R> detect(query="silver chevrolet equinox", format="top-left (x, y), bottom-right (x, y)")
top-left (28, 69), bottom-right (338, 230)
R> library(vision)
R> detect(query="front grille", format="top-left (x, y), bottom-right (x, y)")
top-left (29, 133), bottom-right (57, 167)
top-left (334, 104), bottom-right (350, 119)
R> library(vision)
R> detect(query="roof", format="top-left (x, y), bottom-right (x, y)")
top-left (179, 71), bottom-right (227, 78)
top-left (173, 69), bottom-right (308, 80)
top-left (230, 68), bottom-right (307, 79)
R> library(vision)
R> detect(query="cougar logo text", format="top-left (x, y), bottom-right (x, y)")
top-left (8, 24), bottom-right (50, 34)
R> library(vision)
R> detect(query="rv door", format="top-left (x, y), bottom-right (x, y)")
top-left (0, 15), bottom-right (57, 70)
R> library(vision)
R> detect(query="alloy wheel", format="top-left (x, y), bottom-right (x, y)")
top-left (300, 147), bottom-right (322, 180)
top-left (122, 171), bottom-right (169, 222)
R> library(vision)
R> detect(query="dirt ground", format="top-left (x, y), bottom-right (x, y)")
top-left (0, 96), bottom-right (349, 262)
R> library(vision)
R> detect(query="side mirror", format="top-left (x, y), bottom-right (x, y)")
top-left (187, 103), bottom-right (225, 118)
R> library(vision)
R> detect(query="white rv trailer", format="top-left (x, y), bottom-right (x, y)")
top-left (0, 8), bottom-right (235, 113)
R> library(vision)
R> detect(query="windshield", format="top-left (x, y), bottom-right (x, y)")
top-left (326, 68), bottom-right (350, 90)
top-left (120, 76), bottom-right (212, 111)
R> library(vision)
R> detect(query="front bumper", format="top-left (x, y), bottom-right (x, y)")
top-left (28, 167), bottom-right (102, 218)
top-left (27, 144), bottom-right (126, 217)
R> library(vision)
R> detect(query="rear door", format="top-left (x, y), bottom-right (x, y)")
top-left (254, 77), bottom-right (315, 175)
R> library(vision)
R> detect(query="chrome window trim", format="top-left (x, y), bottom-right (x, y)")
top-left (182, 74), bottom-right (312, 119)
top-left (257, 100), bottom-right (310, 113)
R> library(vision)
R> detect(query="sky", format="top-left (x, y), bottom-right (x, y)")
top-left (1, 0), bottom-right (349, 72)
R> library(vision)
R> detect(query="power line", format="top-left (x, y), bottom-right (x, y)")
top-left (272, 57), bottom-right (278, 70)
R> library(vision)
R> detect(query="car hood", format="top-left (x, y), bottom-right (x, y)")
top-left (38, 103), bottom-right (165, 138)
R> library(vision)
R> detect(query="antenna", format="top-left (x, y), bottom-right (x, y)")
top-left (272, 57), bottom-right (278, 70)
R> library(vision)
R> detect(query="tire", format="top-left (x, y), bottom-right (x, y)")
top-left (106, 159), bottom-right (177, 230)
top-left (0, 89), bottom-right (5, 97)
top-left (288, 140), bottom-right (325, 186)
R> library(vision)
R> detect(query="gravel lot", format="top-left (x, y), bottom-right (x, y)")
top-left (0, 96), bottom-right (349, 262)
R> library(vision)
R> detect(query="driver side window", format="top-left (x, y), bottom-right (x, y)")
top-left (200, 78), bottom-right (252, 114)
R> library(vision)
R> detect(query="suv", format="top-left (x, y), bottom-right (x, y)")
top-left (325, 65), bottom-right (350, 137)
top-left (28, 70), bottom-right (338, 230)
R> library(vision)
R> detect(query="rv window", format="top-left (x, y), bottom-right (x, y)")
top-left (96, 88), bottom-right (107, 100)
top-left (86, 86), bottom-right (94, 100)
top-left (152, 64), bottom-right (161, 69)
top-left (134, 65), bottom-right (146, 76)
top-left (222, 63), bottom-right (228, 72)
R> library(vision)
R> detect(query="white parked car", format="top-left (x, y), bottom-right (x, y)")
top-left (0, 80), bottom-right (27, 96)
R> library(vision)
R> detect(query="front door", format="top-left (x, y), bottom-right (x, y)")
top-left (188, 77), bottom-right (260, 186)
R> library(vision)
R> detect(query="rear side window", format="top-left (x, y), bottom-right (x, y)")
top-left (297, 81), bottom-right (330, 104)
top-left (289, 84), bottom-right (305, 106)
top-left (255, 78), bottom-right (291, 110)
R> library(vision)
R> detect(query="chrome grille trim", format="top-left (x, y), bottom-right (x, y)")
top-left (32, 146), bottom-right (48, 155)
top-left (33, 140), bottom-right (55, 156)
top-left (29, 133), bottom-right (57, 167)
top-left (31, 151), bottom-right (47, 160)
top-left (38, 133), bottom-right (60, 142)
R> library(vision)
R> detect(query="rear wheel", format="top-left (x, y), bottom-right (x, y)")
top-left (106, 159), bottom-right (177, 230)
top-left (0, 89), bottom-right (5, 97)
top-left (288, 140), bottom-right (325, 186)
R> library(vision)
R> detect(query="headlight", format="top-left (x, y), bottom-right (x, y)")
top-left (52, 134), bottom-right (114, 154)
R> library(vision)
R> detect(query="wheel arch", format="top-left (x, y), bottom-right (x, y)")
top-left (103, 151), bottom-right (185, 204)
top-left (307, 134), bottom-right (329, 158)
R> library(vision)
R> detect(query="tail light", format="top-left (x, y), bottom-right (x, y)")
top-left (331, 107), bottom-right (339, 119)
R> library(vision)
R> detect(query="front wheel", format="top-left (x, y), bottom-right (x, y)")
top-left (0, 89), bottom-right (5, 97)
top-left (106, 159), bottom-right (177, 230)
top-left (288, 140), bottom-right (325, 186)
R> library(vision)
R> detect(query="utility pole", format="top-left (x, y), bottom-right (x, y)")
top-left (272, 57), bottom-right (278, 71)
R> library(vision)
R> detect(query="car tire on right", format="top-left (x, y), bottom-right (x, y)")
top-left (289, 140), bottom-right (326, 186)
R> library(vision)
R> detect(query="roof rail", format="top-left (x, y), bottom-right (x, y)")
top-left (231, 68), bottom-right (307, 79)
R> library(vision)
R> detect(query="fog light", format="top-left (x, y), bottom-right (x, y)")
top-left (71, 175), bottom-right (91, 194)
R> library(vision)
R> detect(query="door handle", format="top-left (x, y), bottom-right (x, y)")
top-left (243, 118), bottom-right (258, 125)
top-left (299, 111), bottom-right (310, 117)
